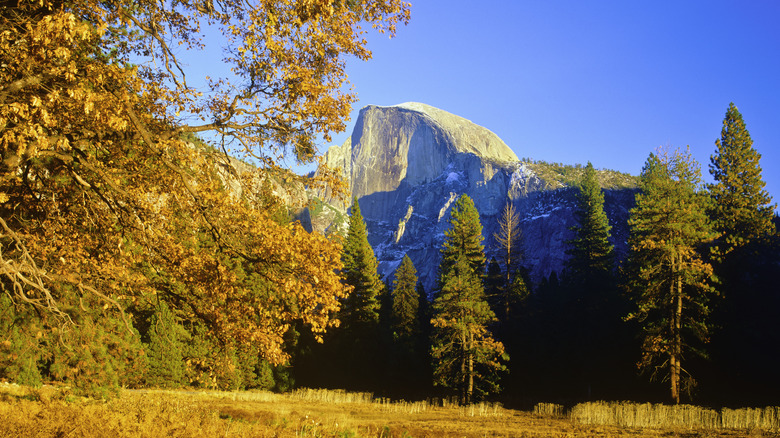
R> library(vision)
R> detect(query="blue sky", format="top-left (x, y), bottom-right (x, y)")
top-left (183, 1), bottom-right (779, 208)
top-left (332, 0), bottom-right (780, 207)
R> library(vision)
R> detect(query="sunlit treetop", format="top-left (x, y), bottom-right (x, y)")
top-left (709, 103), bottom-right (775, 252)
top-left (6, 0), bottom-right (410, 165)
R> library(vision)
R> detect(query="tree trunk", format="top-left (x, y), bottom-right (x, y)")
top-left (669, 255), bottom-right (679, 404)
top-left (504, 243), bottom-right (512, 320)
top-left (467, 330), bottom-right (474, 405)
top-left (674, 262), bottom-right (683, 404)
top-left (670, 254), bottom-right (683, 405)
top-left (460, 326), bottom-right (467, 405)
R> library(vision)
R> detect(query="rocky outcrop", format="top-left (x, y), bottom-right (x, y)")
top-left (212, 154), bottom-right (311, 224)
top-left (312, 103), bottom-right (635, 293)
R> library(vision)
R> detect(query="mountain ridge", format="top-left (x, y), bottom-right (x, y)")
top-left (310, 103), bottom-right (638, 291)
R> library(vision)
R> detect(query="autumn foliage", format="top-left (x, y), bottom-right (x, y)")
top-left (0, 0), bottom-right (409, 391)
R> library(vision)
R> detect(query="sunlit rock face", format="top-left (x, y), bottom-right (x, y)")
top-left (312, 103), bottom-right (634, 293)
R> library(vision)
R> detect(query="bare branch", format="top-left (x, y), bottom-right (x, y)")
top-left (120, 9), bottom-right (188, 89)
top-left (0, 216), bottom-right (73, 324)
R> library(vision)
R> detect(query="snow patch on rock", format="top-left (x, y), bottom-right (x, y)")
top-left (438, 192), bottom-right (458, 222)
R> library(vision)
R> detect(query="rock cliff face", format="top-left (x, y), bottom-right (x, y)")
top-left (312, 103), bottom-right (635, 293)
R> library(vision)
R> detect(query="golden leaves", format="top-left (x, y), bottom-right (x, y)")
top-left (2, 0), bottom-right (407, 368)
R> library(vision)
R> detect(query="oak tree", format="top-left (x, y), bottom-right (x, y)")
top-left (0, 0), bottom-right (409, 389)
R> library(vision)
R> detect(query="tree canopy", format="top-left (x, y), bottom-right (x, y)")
top-left (0, 0), bottom-right (410, 390)
top-left (709, 102), bottom-right (775, 254)
top-left (565, 161), bottom-right (614, 288)
top-left (341, 199), bottom-right (382, 328)
top-left (626, 148), bottom-right (717, 404)
top-left (439, 194), bottom-right (486, 282)
top-left (391, 254), bottom-right (420, 343)
top-left (431, 194), bottom-right (505, 404)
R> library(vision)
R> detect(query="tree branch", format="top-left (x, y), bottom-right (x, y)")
top-left (0, 75), bottom-right (43, 105)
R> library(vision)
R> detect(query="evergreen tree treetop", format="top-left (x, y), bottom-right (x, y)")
top-left (440, 194), bottom-right (486, 281)
top-left (566, 161), bottom-right (614, 286)
top-left (626, 147), bottom-right (717, 404)
top-left (341, 197), bottom-right (382, 327)
top-left (392, 254), bottom-right (420, 341)
top-left (709, 103), bottom-right (775, 251)
top-left (343, 198), bottom-right (373, 273)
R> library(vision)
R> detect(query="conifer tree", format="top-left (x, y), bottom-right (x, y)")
top-left (431, 194), bottom-right (506, 404)
top-left (439, 195), bottom-right (487, 281)
top-left (707, 103), bottom-right (779, 403)
top-left (508, 271), bottom-right (530, 306)
top-left (485, 258), bottom-right (504, 321)
top-left (388, 255), bottom-right (426, 393)
top-left (626, 148), bottom-right (717, 404)
top-left (341, 198), bottom-right (382, 328)
top-left (392, 255), bottom-right (420, 343)
top-left (564, 161), bottom-right (619, 397)
top-left (566, 162), bottom-right (615, 287)
top-left (492, 203), bottom-right (526, 322)
top-left (709, 103), bottom-right (775, 254)
top-left (145, 301), bottom-right (188, 388)
top-left (415, 281), bottom-right (434, 391)
top-left (336, 197), bottom-right (383, 389)
top-left (494, 202), bottom-right (523, 284)
top-left (416, 282), bottom-right (431, 344)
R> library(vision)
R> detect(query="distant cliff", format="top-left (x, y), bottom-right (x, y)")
top-left (310, 103), bottom-right (637, 292)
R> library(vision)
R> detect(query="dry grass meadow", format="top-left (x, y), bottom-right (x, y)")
top-left (1, 383), bottom-right (778, 437)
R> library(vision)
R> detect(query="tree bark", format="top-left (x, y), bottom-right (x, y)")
top-left (460, 326), bottom-right (467, 405)
top-left (670, 254), bottom-right (683, 405)
top-left (467, 330), bottom-right (474, 405)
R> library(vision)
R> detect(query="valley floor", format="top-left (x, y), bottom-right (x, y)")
top-left (0, 383), bottom-right (775, 437)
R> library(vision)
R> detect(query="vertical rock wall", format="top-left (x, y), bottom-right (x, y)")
top-left (312, 103), bottom-right (634, 292)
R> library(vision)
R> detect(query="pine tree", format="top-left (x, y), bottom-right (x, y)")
top-left (432, 254), bottom-right (507, 404)
top-left (145, 301), bottom-right (188, 388)
top-left (341, 198), bottom-right (383, 328)
top-left (566, 162), bottom-right (615, 287)
top-left (508, 270), bottom-right (530, 306)
top-left (388, 254), bottom-right (426, 393)
top-left (626, 148), bottom-right (717, 404)
top-left (439, 195), bottom-right (487, 281)
top-left (485, 258), bottom-right (504, 321)
top-left (431, 194), bottom-right (506, 404)
top-left (392, 255), bottom-right (420, 343)
top-left (336, 197), bottom-right (383, 389)
top-left (707, 104), bottom-right (780, 403)
top-left (494, 202), bottom-right (523, 283)
top-left (492, 202), bottom-right (526, 322)
top-left (709, 103), bottom-right (775, 254)
top-left (415, 281), bottom-right (434, 392)
top-left (564, 162), bottom-right (619, 398)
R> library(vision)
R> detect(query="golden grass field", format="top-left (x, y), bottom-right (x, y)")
top-left (0, 383), bottom-right (778, 437)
